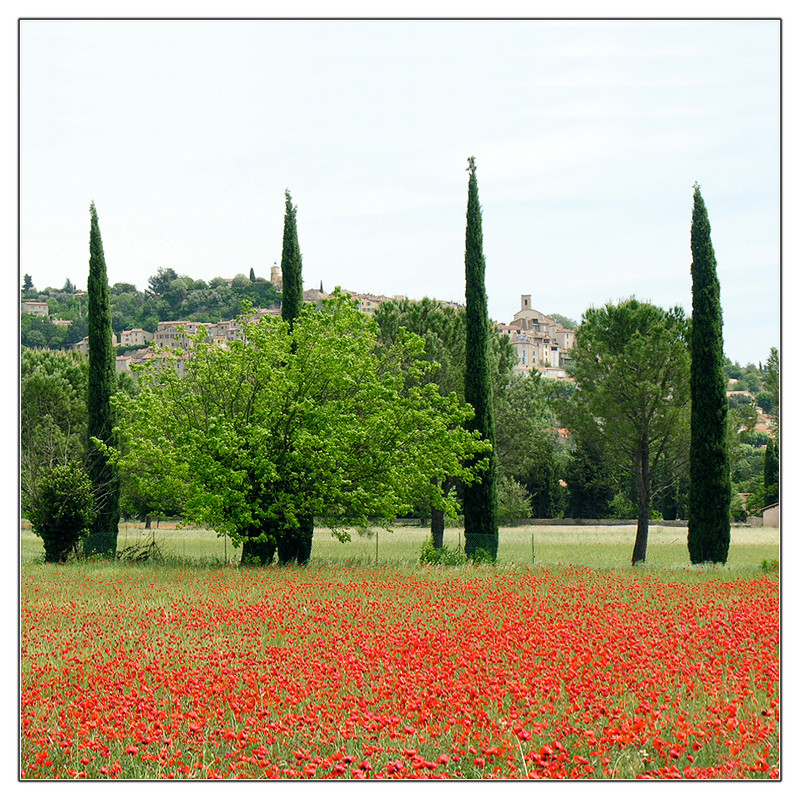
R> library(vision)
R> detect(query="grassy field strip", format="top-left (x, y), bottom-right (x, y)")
top-left (21, 523), bottom-right (778, 571)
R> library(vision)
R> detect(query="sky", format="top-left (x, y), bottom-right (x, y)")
top-left (19, 16), bottom-right (780, 365)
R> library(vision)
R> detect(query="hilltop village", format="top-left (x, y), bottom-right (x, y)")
top-left (30, 265), bottom-right (578, 381)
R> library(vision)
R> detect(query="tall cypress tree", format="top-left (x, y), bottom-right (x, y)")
top-left (687, 184), bottom-right (731, 564)
top-left (84, 202), bottom-right (119, 556)
top-left (280, 190), bottom-right (303, 326)
top-left (242, 190), bottom-right (313, 567)
top-left (462, 157), bottom-right (499, 560)
top-left (280, 189), bottom-right (313, 565)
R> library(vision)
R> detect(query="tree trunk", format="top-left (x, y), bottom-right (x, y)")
top-left (431, 508), bottom-right (445, 549)
top-left (430, 476), bottom-right (454, 549)
top-left (276, 517), bottom-right (314, 565)
top-left (631, 442), bottom-right (651, 565)
top-left (241, 524), bottom-right (276, 567)
top-left (631, 508), bottom-right (650, 565)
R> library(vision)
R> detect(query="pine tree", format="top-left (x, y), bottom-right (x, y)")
top-left (249, 267), bottom-right (256, 283)
top-left (84, 202), bottom-right (119, 556)
top-left (687, 185), bottom-right (731, 564)
top-left (462, 157), bottom-right (498, 560)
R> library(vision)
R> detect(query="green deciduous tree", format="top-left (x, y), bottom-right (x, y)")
top-left (568, 298), bottom-right (691, 564)
top-left (462, 156), bottom-right (498, 560)
top-left (564, 433), bottom-right (616, 520)
top-left (687, 185), bottom-right (731, 564)
top-left (494, 372), bottom-right (566, 518)
top-left (108, 293), bottom-right (487, 564)
top-left (21, 349), bottom-right (89, 514)
top-left (374, 296), bottom-right (514, 546)
top-left (85, 202), bottom-right (119, 556)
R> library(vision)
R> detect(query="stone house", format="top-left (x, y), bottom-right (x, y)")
top-left (21, 301), bottom-right (49, 316)
top-left (762, 502), bottom-right (779, 528)
top-left (119, 328), bottom-right (154, 348)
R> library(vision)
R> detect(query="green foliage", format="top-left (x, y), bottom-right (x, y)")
top-left (375, 298), bottom-right (466, 399)
top-left (86, 203), bottom-right (119, 554)
top-left (760, 558), bottom-right (779, 574)
top-left (763, 438), bottom-right (779, 507)
top-left (21, 349), bottom-right (89, 509)
top-left (463, 156), bottom-right (498, 560)
top-left (568, 297), bottom-right (691, 563)
top-left (27, 462), bottom-right (96, 562)
top-left (496, 475), bottom-right (533, 523)
top-left (419, 538), bottom-right (467, 566)
top-left (564, 434), bottom-right (616, 519)
top-left (609, 492), bottom-right (637, 519)
top-left (20, 315), bottom-right (74, 349)
top-left (109, 292), bottom-right (488, 564)
top-left (280, 190), bottom-right (303, 329)
top-left (764, 347), bottom-right (779, 441)
top-left (755, 391), bottom-right (773, 415)
top-left (548, 312), bottom-right (578, 330)
top-left (688, 185), bottom-right (731, 564)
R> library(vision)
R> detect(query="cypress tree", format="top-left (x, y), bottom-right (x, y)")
top-left (242, 190), bottom-right (313, 567)
top-left (462, 157), bottom-right (499, 560)
top-left (687, 184), bottom-right (731, 564)
top-left (280, 190), bottom-right (313, 564)
top-left (280, 190), bottom-right (303, 326)
top-left (84, 202), bottom-right (119, 556)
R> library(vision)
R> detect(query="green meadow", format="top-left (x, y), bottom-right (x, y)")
top-left (21, 520), bottom-right (778, 575)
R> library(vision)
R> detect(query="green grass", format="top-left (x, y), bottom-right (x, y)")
top-left (21, 520), bottom-right (779, 575)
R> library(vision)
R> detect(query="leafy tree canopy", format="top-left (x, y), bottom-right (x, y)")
top-left (567, 298), bottom-right (691, 563)
top-left (108, 292), bottom-right (489, 551)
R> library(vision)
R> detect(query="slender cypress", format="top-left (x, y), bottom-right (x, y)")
top-left (279, 190), bottom-right (313, 564)
top-left (687, 184), bottom-right (731, 563)
top-left (280, 190), bottom-right (303, 328)
top-left (84, 202), bottom-right (119, 556)
top-left (462, 157), bottom-right (499, 560)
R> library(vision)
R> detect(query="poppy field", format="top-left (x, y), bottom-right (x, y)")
top-left (21, 562), bottom-right (779, 780)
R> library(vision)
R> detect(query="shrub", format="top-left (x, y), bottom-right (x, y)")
top-left (419, 539), bottom-right (467, 566)
top-left (497, 475), bottom-right (533, 523)
top-left (470, 548), bottom-right (494, 565)
top-left (419, 539), bottom-right (495, 566)
top-left (26, 463), bottom-right (96, 563)
top-left (761, 558), bottom-right (779, 574)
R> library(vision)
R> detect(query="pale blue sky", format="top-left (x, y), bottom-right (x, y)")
top-left (20, 18), bottom-right (780, 365)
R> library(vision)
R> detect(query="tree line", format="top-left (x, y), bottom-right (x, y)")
top-left (20, 169), bottom-right (779, 566)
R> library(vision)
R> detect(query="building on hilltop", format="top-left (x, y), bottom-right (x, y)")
top-left (119, 328), bottom-right (154, 348)
top-left (497, 295), bottom-right (576, 379)
top-left (21, 301), bottom-right (49, 316)
top-left (71, 331), bottom-right (119, 355)
top-left (270, 263), bottom-right (283, 291)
